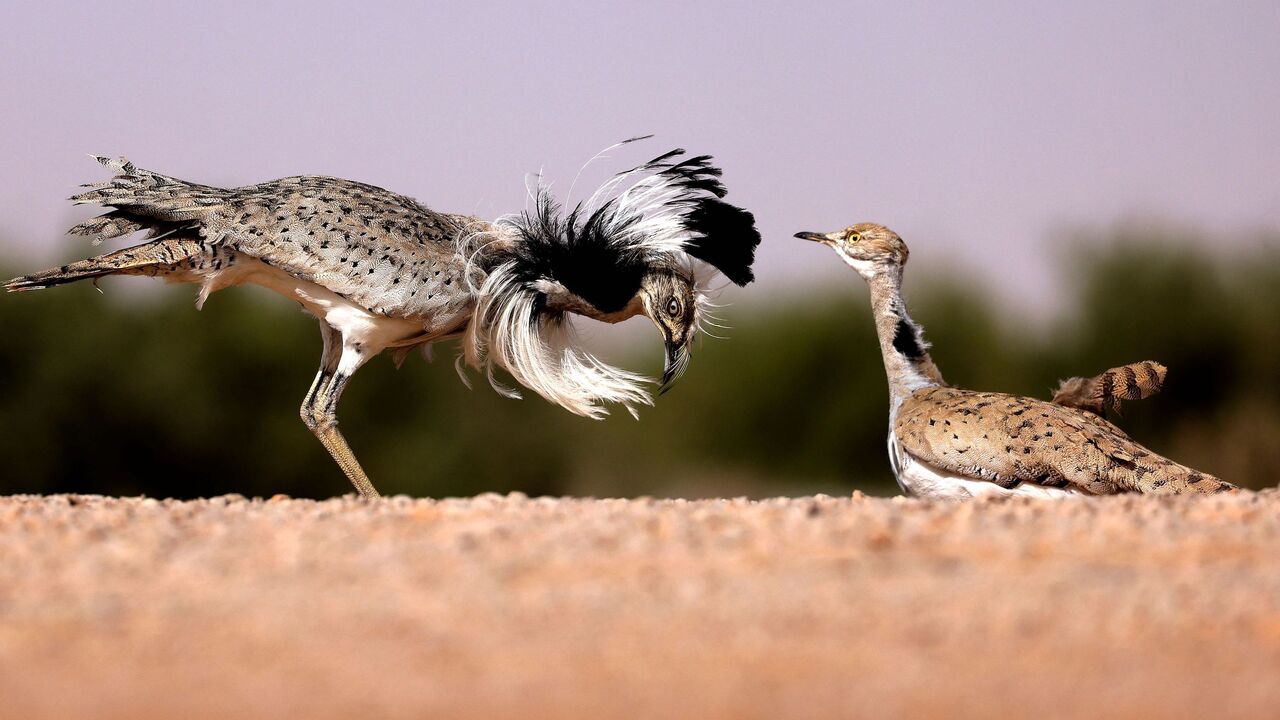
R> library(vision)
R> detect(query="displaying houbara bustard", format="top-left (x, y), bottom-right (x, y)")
top-left (6, 139), bottom-right (762, 497)
top-left (797, 223), bottom-right (1235, 499)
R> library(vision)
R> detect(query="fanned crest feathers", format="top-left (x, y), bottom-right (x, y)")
top-left (461, 142), bottom-right (761, 419)
top-left (496, 144), bottom-right (761, 310)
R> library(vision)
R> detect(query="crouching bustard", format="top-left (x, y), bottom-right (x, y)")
top-left (797, 223), bottom-right (1234, 499)
top-left (5, 142), bottom-right (761, 497)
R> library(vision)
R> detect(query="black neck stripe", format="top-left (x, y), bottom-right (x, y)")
top-left (892, 316), bottom-right (925, 360)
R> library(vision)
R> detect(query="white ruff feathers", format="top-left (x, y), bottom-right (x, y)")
top-left (462, 259), bottom-right (651, 419)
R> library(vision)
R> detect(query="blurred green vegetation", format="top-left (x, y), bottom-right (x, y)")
top-left (1, 228), bottom-right (1276, 498)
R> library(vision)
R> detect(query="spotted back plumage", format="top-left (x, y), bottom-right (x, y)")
top-left (895, 386), bottom-right (1233, 494)
top-left (66, 157), bottom-right (479, 324)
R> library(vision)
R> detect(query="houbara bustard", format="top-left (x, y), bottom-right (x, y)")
top-left (797, 223), bottom-right (1234, 499)
top-left (6, 139), bottom-right (761, 497)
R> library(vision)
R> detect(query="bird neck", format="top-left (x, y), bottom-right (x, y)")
top-left (864, 265), bottom-right (943, 410)
top-left (539, 284), bottom-right (645, 324)
top-left (583, 294), bottom-right (646, 324)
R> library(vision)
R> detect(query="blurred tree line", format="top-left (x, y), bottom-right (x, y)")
top-left (1, 227), bottom-right (1276, 498)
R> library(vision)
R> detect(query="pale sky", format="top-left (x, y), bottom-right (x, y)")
top-left (2, 1), bottom-right (1277, 312)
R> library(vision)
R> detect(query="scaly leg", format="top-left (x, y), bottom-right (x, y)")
top-left (301, 322), bottom-right (379, 498)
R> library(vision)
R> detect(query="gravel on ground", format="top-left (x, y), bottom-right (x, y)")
top-left (1, 491), bottom-right (1278, 719)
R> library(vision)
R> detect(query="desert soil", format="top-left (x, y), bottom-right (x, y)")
top-left (1, 491), bottom-right (1278, 719)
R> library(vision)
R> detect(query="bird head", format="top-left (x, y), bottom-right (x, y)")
top-left (637, 268), bottom-right (698, 394)
top-left (795, 223), bottom-right (908, 279)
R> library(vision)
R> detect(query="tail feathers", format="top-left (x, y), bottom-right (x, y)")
top-left (1054, 361), bottom-right (1167, 416)
top-left (68, 210), bottom-right (150, 245)
top-left (6, 260), bottom-right (117, 292)
top-left (5, 237), bottom-right (204, 292)
top-left (1131, 459), bottom-right (1236, 494)
top-left (70, 155), bottom-right (227, 223)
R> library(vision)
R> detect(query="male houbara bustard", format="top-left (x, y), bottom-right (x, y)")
top-left (797, 223), bottom-right (1234, 499)
top-left (6, 141), bottom-right (762, 497)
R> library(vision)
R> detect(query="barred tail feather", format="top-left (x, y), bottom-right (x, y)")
top-left (463, 261), bottom-right (652, 419)
top-left (4, 237), bottom-right (206, 293)
top-left (4, 261), bottom-right (116, 292)
top-left (1053, 360), bottom-right (1168, 416)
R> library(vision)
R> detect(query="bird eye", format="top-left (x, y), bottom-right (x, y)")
top-left (847, 232), bottom-right (861, 242)
top-left (666, 299), bottom-right (680, 317)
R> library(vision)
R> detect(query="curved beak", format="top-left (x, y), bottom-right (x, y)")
top-left (659, 338), bottom-right (690, 395)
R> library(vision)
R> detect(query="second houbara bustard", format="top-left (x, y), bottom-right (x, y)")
top-left (6, 140), bottom-right (761, 497)
top-left (796, 223), bottom-right (1234, 499)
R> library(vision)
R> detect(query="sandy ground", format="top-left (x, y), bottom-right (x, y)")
top-left (0, 491), bottom-right (1278, 720)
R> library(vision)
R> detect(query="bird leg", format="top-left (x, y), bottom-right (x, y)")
top-left (307, 373), bottom-right (379, 498)
top-left (301, 322), bottom-right (380, 498)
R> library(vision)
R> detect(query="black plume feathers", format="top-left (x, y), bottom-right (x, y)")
top-left (630, 150), bottom-right (761, 285)
top-left (503, 188), bottom-right (649, 314)
top-left (683, 194), bottom-right (760, 286)
top-left (496, 143), bottom-right (761, 314)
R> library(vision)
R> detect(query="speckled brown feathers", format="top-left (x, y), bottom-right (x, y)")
top-left (1053, 361), bottom-right (1167, 416)
top-left (895, 386), bottom-right (1233, 495)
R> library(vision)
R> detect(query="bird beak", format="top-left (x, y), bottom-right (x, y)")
top-left (795, 230), bottom-right (840, 245)
top-left (659, 339), bottom-right (690, 395)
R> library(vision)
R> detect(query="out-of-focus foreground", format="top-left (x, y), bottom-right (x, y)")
top-left (2, 227), bottom-right (1277, 498)
top-left (0, 491), bottom-right (1277, 719)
